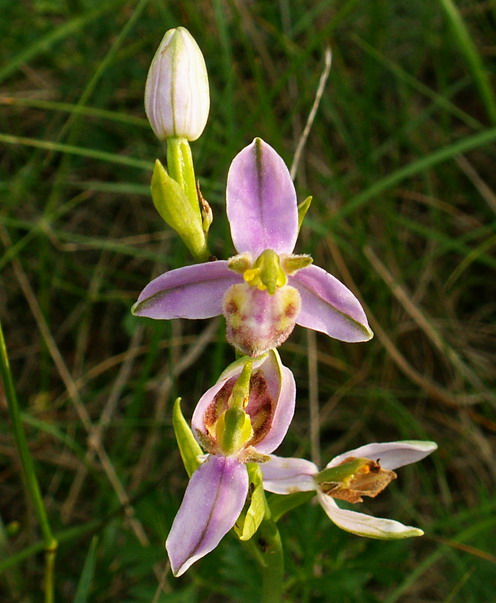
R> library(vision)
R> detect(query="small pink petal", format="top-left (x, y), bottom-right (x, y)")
top-left (261, 455), bottom-right (318, 494)
top-left (132, 261), bottom-right (240, 319)
top-left (227, 138), bottom-right (298, 256)
top-left (166, 455), bottom-right (249, 576)
top-left (290, 264), bottom-right (373, 342)
top-left (317, 492), bottom-right (423, 539)
top-left (255, 352), bottom-right (296, 454)
top-left (328, 441), bottom-right (438, 471)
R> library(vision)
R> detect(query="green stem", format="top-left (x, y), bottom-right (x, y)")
top-left (0, 319), bottom-right (58, 602)
top-left (43, 547), bottom-right (57, 603)
top-left (165, 136), bottom-right (210, 261)
top-left (256, 518), bottom-right (284, 603)
top-left (166, 136), bottom-right (201, 221)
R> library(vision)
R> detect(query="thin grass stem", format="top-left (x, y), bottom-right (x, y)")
top-left (437, 0), bottom-right (496, 125)
top-left (0, 319), bottom-right (58, 602)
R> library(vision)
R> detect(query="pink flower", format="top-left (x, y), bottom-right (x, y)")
top-left (166, 350), bottom-right (295, 576)
top-left (261, 441), bottom-right (437, 539)
top-left (133, 138), bottom-right (372, 356)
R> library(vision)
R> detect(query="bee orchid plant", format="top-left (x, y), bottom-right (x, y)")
top-left (134, 26), bottom-right (437, 599)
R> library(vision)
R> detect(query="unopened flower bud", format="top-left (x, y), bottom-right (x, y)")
top-left (145, 27), bottom-right (210, 141)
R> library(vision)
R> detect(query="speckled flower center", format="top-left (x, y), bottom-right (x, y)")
top-left (200, 370), bottom-right (275, 456)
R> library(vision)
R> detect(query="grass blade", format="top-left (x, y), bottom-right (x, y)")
top-left (74, 537), bottom-right (98, 603)
top-left (437, 0), bottom-right (496, 125)
top-left (330, 127), bottom-right (496, 223)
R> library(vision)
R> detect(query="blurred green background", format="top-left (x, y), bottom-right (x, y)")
top-left (1, 0), bottom-right (495, 600)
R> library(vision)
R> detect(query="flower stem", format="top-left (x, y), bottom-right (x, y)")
top-left (0, 319), bottom-right (58, 602)
top-left (256, 518), bottom-right (284, 603)
top-left (166, 137), bottom-right (201, 221)
top-left (166, 136), bottom-right (209, 261)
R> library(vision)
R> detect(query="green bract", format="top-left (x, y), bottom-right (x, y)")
top-left (172, 398), bottom-right (202, 478)
top-left (151, 159), bottom-right (208, 261)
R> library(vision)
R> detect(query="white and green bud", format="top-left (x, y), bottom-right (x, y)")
top-left (145, 27), bottom-right (210, 141)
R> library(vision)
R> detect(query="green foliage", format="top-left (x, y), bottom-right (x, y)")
top-left (74, 537), bottom-right (98, 603)
top-left (1, 0), bottom-right (494, 600)
top-left (234, 464), bottom-right (265, 542)
top-left (172, 397), bottom-right (203, 478)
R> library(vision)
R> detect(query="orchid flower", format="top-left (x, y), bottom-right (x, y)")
top-left (133, 138), bottom-right (373, 357)
top-left (166, 349), bottom-right (295, 576)
top-left (261, 441), bottom-right (437, 539)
